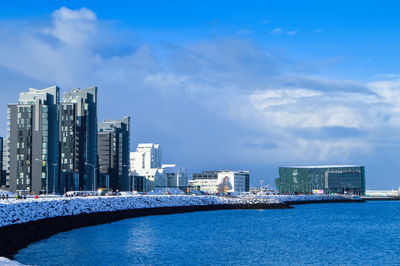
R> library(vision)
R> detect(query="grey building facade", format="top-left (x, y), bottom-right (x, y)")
top-left (8, 87), bottom-right (60, 194)
top-left (98, 117), bottom-right (130, 191)
top-left (59, 87), bottom-right (98, 192)
top-left (0, 137), bottom-right (3, 186)
top-left (2, 137), bottom-right (10, 188)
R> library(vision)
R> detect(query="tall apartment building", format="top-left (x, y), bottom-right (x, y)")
top-left (98, 117), bottom-right (131, 191)
top-left (8, 87), bottom-right (60, 194)
top-left (130, 143), bottom-right (161, 172)
top-left (2, 138), bottom-right (10, 188)
top-left (59, 87), bottom-right (98, 192)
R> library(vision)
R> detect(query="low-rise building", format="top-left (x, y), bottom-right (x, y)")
top-left (190, 170), bottom-right (250, 194)
top-left (129, 143), bottom-right (188, 192)
top-left (275, 165), bottom-right (366, 195)
top-left (161, 164), bottom-right (188, 189)
top-left (134, 168), bottom-right (165, 192)
top-left (365, 189), bottom-right (400, 197)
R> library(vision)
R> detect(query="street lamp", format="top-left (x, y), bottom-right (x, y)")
top-left (85, 162), bottom-right (97, 192)
top-left (123, 164), bottom-right (131, 192)
top-left (35, 158), bottom-right (48, 194)
top-left (52, 163), bottom-right (58, 194)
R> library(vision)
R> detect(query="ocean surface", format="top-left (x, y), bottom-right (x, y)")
top-left (15, 201), bottom-right (400, 265)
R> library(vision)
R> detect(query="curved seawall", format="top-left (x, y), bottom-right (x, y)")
top-left (0, 194), bottom-right (363, 259)
top-left (0, 202), bottom-right (289, 259)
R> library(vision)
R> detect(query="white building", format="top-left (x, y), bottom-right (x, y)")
top-left (133, 168), bottom-right (165, 192)
top-left (130, 143), bottom-right (161, 172)
top-left (190, 170), bottom-right (249, 194)
top-left (188, 179), bottom-right (219, 193)
top-left (161, 164), bottom-right (188, 188)
top-left (130, 143), bottom-right (188, 192)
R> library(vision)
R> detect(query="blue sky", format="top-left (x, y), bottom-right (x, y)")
top-left (1, 1), bottom-right (400, 188)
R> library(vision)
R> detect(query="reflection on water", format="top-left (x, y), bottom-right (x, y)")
top-left (16, 202), bottom-right (400, 265)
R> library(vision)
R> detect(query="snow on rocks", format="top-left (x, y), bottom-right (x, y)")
top-left (0, 194), bottom-right (361, 227)
top-left (255, 194), bottom-right (363, 203)
top-left (0, 257), bottom-right (26, 265)
top-left (0, 195), bottom-right (275, 227)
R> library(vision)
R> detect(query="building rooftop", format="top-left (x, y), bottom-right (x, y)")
top-left (137, 143), bottom-right (159, 149)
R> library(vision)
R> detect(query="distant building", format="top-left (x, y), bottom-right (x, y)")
top-left (365, 190), bottom-right (400, 197)
top-left (130, 143), bottom-right (161, 172)
top-left (129, 143), bottom-right (188, 192)
top-left (130, 143), bottom-right (163, 191)
top-left (275, 165), bottom-right (366, 195)
top-left (59, 87), bottom-right (98, 192)
top-left (133, 175), bottom-right (145, 192)
top-left (134, 168), bottom-right (165, 192)
top-left (190, 170), bottom-right (250, 194)
top-left (98, 117), bottom-right (131, 191)
top-left (161, 164), bottom-right (188, 189)
top-left (8, 86), bottom-right (60, 194)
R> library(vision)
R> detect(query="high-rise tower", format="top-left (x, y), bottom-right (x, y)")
top-left (59, 87), bottom-right (98, 192)
top-left (8, 86), bottom-right (60, 194)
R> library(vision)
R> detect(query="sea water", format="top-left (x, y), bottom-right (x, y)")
top-left (15, 201), bottom-right (400, 265)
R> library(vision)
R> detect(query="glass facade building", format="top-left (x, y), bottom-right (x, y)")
top-left (275, 165), bottom-right (365, 195)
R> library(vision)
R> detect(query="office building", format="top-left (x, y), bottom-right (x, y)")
top-left (59, 87), bottom-right (98, 192)
top-left (8, 86), bottom-right (60, 194)
top-left (275, 165), bottom-right (366, 195)
top-left (130, 143), bottom-right (161, 172)
top-left (98, 117), bottom-right (131, 191)
top-left (161, 164), bottom-right (188, 189)
top-left (190, 170), bottom-right (250, 194)
top-left (130, 143), bottom-right (163, 192)
top-left (134, 168), bottom-right (165, 192)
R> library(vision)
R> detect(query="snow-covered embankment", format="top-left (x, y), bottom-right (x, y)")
top-left (0, 195), bottom-right (283, 227)
top-left (0, 194), bottom-right (362, 259)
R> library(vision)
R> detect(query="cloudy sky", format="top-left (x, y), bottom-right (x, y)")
top-left (1, 1), bottom-right (400, 188)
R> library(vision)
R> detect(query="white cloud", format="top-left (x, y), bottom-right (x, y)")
top-left (286, 30), bottom-right (298, 35)
top-left (373, 73), bottom-right (400, 79)
top-left (45, 7), bottom-right (98, 46)
top-left (52, 6), bottom-right (97, 21)
top-left (270, 28), bottom-right (282, 34)
top-left (1, 7), bottom-right (400, 183)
